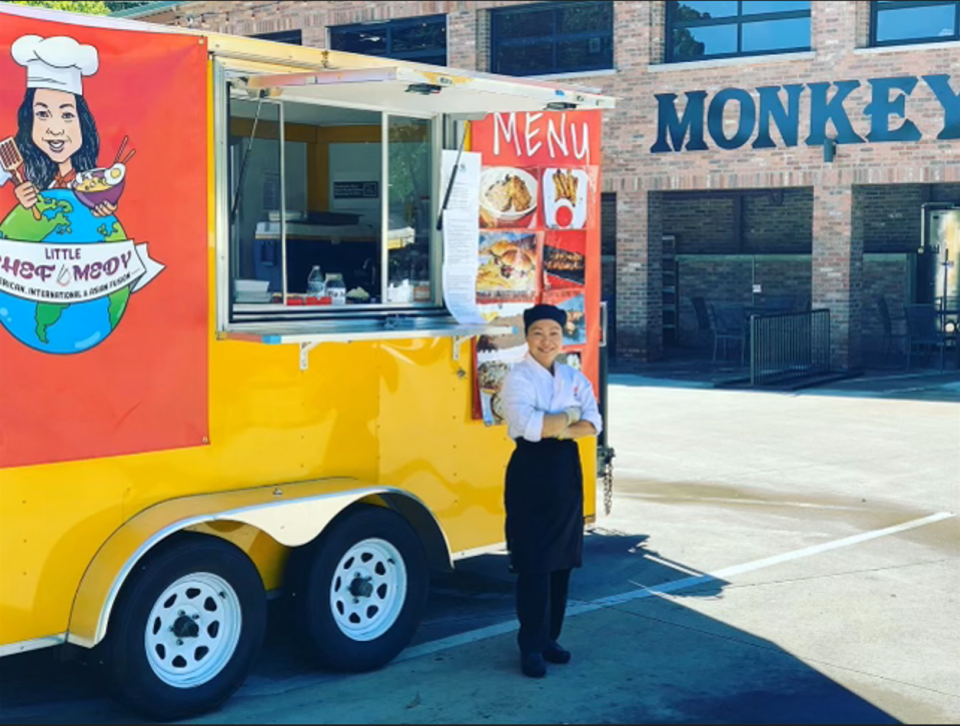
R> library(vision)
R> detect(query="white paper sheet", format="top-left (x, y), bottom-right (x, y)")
top-left (442, 209), bottom-right (484, 325)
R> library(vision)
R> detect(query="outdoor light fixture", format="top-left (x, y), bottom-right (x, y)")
top-left (946, 320), bottom-right (958, 335)
top-left (823, 136), bottom-right (837, 164)
top-left (823, 137), bottom-right (838, 163)
top-left (546, 101), bottom-right (578, 111)
top-left (406, 83), bottom-right (442, 95)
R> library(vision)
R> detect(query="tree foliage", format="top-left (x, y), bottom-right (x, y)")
top-left (5, 1), bottom-right (111, 14)
top-left (104, 1), bottom-right (154, 10)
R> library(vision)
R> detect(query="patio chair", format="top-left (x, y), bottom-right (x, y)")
top-left (709, 301), bottom-right (748, 366)
top-left (903, 304), bottom-right (950, 371)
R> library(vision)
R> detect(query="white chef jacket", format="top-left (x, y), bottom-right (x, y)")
top-left (500, 355), bottom-right (603, 443)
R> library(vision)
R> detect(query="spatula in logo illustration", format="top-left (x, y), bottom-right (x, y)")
top-left (0, 137), bottom-right (43, 221)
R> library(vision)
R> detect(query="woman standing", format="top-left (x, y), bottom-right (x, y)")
top-left (500, 304), bottom-right (602, 678)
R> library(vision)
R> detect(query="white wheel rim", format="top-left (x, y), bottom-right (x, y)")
top-left (144, 573), bottom-right (243, 689)
top-left (330, 538), bottom-right (407, 642)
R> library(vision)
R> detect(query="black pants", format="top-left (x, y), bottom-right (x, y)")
top-left (516, 568), bottom-right (572, 654)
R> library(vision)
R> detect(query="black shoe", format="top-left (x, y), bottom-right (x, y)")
top-left (543, 641), bottom-right (571, 664)
top-left (520, 652), bottom-right (547, 678)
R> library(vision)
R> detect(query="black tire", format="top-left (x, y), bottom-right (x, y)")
top-left (95, 533), bottom-right (267, 722)
top-left (286, 505), bottom-right (429, 673)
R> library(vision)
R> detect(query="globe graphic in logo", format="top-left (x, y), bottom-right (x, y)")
top-left (0, 189), bottom-right (131, 354)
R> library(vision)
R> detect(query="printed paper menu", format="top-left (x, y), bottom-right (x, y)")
top-left (441, 150), bottom-right (486, 325)
top-left (442, 209), bottom-right (485, 326)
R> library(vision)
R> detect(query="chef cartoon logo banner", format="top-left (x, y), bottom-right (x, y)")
top-left (0, 11), bottom-right (208, 468)
top-left (470, 111), bottom-right (602, 425)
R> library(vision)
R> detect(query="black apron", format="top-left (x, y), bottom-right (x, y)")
top-left (504, 437), bottom-right (584, 574)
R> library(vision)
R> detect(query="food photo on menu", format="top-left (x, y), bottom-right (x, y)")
top-left (476, 344), bottom-right (527, 426)
top-left (543, 289), bottom-right (587, 346)
top-left (479, 166), bottom-right (539, 229)
top-left (473, 300), bottom-right (533, 425)
top-left (543, 167), bottom-right (592, 230)
top-left (556, 351), bottom-right (583, 371)
top-left (543, 231), bottom-right (586, 290)
top-left (477, 232), bottom-right (541, 301)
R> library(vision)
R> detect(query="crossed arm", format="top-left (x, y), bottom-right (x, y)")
top-left (541, 412), bottom-right (596, 440)
top-left (502, 372), bottom-right (602, 443)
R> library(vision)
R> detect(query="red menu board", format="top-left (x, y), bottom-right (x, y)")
top-left (469, 110), bottom-right (602, 425)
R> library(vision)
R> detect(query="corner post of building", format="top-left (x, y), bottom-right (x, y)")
top-left (615, 188), bottom-right (663, 361)
top-left (812, 183), bottom-right (863, 371)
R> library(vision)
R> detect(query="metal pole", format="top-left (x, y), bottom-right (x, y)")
top-left (279, 101), bottom-right (287, 305)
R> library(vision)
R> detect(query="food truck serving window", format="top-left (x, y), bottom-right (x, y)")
top-left (226, 89), bottom-right (439, 319)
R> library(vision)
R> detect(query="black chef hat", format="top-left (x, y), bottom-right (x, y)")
top-left (523, 304), bottom-right (567, 334)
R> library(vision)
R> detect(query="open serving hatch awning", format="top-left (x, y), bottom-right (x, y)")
top-left (242, 65), bottom-right (616, 115)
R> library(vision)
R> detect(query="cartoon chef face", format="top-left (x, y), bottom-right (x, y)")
top-left (12, 35), bottom-right (100, 189)
top-left (31, 87), bottom-right (83, 164)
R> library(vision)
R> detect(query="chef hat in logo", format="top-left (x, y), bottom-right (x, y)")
top-left (12, 35), bottom-right (99, 96)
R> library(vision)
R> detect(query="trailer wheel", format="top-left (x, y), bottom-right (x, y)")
top-left (96, 533), bottom-right (266, 721)
top-left (286, 505), bottom-right (429, 672)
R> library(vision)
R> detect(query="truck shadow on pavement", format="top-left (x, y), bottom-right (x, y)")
top-left (0, 531), bottom-right (900, 725)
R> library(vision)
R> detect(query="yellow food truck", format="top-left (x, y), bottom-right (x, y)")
top-left (0, 3), bottom-right (614, 720)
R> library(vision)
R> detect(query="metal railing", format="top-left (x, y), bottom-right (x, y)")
top-left (750, 310), bottom-right (831, 387)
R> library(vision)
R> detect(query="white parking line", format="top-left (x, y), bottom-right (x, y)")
top-left (617, 491), bottom-right (871, 511)
top-left (396, 512), bottom-right (955, 663)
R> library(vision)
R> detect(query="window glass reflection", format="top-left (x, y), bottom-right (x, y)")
top-left (496, 43), bottom-right (555, 76)
top-left (388, 116), bottom-right (435, 305)
top-left (556, 36), bottom-right (614, 73)
top-left (742, 1), bottom-right (810, 14)
top-left (491, 1), bottom-right (614, 76)
top-left (330, 15), bottom-right (447, 65)
top-left (668, 0), bottom-right (811, 61)
top-left (674, 1), bottom-right (738, 19)
top-left (392, 21), bottom-right (447, 53)
top-left (742, 18), bottom-right (812, 51)
top-left (557, 1), bottom-right (614, 33)
top-left (876, 4), bottom-right (956, 42)
top-left (335, 29), bottom-right (387, 55)
top-left (671, 25), bottom-right (738, 60)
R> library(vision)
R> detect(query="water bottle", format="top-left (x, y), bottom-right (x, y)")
top-left (325, 273), bottom-right (346, 306)
top-left (307, 265), bottom-right (324, 299)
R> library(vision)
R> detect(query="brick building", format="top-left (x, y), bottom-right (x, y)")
top-left (120, 0), bottom-right (960, 368)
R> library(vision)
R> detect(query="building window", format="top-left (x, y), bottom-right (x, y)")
top-left (490, 1), bottom-right (614, 77)
top-left (871, 1), bottom-right (960, 46)
top-left (666, 1), bottom-right (811, 63)
top-left (329, 15), bottom-right (447, 66)
top-left (251, 30), bottom-right (303, 45)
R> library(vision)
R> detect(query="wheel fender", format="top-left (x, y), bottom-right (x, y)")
top-left (67, 479), bottom-right (451, 649)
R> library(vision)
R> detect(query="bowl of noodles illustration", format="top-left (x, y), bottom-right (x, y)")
top-left (72, 163), bottom-right (126, 209)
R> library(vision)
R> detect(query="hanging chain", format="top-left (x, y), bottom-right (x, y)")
top-left (601, 446), bottom-right (615, 516)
